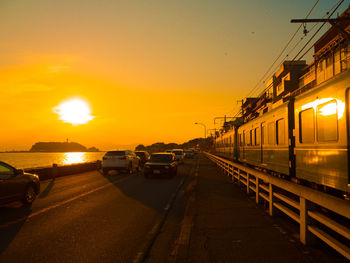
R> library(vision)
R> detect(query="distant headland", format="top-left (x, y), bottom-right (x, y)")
top-left (29, 142), bottom-right (99, 152)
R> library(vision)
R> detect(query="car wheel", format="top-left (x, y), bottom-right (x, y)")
top-left (22, 184), bottom-right (37, 204)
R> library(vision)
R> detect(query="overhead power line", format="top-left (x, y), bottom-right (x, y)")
top-left (245, 0), bottom-right (320, 98)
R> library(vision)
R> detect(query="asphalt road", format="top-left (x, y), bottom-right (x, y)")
top-left (0, 159), bottom-right (195, 263)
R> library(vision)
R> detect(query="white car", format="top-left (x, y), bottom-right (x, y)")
top-left (102, 150), bottom-right (140, 174)
top-left (171, 149), bottom-right (185, 164)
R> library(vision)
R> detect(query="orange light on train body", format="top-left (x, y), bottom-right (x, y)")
top-left (318, 102), bottom-right (337, 116)
top-left (301, 98), bottom-right (345, 119)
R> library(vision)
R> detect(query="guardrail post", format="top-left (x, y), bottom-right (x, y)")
top-left (256, 177), bottom-right (259, 204)
top-left (96, 160), bottom-right (102, 170)
top-left (52, 163), bottom-right (58, 180)
top-left (269, 183), bottom-right (274, 216)
top-left (300, 197), bottom-right (310, 245)
top-left (238, 169), bottom-right (241, 185)
top-left (247, 173), bottom-right (250, 194)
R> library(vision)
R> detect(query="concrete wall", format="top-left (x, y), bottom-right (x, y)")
top-left (24, 161), bottom-right (102, 181)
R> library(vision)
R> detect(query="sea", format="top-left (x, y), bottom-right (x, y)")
top-left (0, 152), bottom-right (106, 169)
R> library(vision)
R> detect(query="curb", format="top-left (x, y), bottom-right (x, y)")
top-left (170, 156), bottom-right (200, 263)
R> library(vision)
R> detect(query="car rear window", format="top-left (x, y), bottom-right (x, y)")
top-left (172, 151), bottom-right (182, 155)
top-left (150, 154), bottom-right (173, 162)
top-left (105, 151), bottom-right (126, 156)
top-left (135, 152), bottom-right (146, 158)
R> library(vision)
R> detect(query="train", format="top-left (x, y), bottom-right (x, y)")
top-left (215, 70), bottom-right (350, 195)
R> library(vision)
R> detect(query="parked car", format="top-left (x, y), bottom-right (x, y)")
top-left (171, 149), bottom-right (185, 164)
top-left (184, 149), bottom-right (195, 159)
top-left (143, 153), bottom-right (178, 178)
top-left (135, 151), bottom-right (150, 166)
top-left (0, 161), bottom-right (40, 205)
top-left (102, 150), bottom-right (140, 174)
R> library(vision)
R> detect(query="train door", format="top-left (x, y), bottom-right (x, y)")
top-left (242, 131), bottom-right (246, 160)
top-left (261, 122), bottom-right (266, 164)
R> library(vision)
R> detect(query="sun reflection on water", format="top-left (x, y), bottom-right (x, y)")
top-left (62, 152), bottom-right (88, 165)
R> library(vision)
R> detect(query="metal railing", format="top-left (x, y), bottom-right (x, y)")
top-left (204, 152), bottom-right (350, 260)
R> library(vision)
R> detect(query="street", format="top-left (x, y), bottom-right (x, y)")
top-left (0, 159), bottom-right (195, 263)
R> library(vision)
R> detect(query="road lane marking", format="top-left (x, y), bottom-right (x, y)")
top-left (0, 175), bottom-right (134, 229)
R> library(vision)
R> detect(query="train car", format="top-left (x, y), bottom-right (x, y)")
top-left (294, 71), bottom-right (350, 193)
top-left (215, 127), bottom-right (237, 160)
top-left (215, 128), bottom-right (237, 161)
top-left (237, 101), bottom-right (290, 175)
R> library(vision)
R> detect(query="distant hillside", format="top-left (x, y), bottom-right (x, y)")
top-left (135, 137), bottom-right (213, 153)
top-left (29, 142), bottom-right (99, 152)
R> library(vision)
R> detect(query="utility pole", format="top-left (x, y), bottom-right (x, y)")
top-left (290, 18), bottom-right (350, 41)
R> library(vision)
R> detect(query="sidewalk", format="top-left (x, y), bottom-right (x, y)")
top-left (186, 155), bottom-right (341, 263)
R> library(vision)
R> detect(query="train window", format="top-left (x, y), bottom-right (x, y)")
top-left (245, 131), bottom-right (251, 146)
top-left (250, 130), bottom-right (254, 146)
top-left (268, 122), bottom-right (275, 145)
top-left (239, 134), bottom-right (242, 146)
top-left (299, 108), bottom-right (315, 143)
top-left (255, 127), bottom-right (260, 146)
top-left (276, 119), bottom-right (285, 145)
top-left (317, 100), bottom-right (338, 142)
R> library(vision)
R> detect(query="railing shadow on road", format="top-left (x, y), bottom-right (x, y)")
top-left (39, 179), bottom-right (55, 198)
top-left (0, 203), bottom-right (32, 254)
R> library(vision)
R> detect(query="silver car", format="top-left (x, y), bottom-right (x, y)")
top-left (102, 150), bottom-right (140, 174)
top-left (171, 149), bottom-right (185, 164)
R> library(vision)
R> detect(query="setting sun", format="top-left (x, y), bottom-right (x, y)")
top-left (53, 98), bottom-right (94, 125)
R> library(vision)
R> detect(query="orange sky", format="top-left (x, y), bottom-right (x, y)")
top-left (0, 0), bottom-right (346, 151)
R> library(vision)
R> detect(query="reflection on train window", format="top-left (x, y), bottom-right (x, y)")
top-left (300, 108), bottom-right (315, 143)
top-left (276, 119), bottom-right (285, 145)
top-left (268, 122), bottom-right (275, 145)
top-left (255, 127), bottom-right (260, 146)
top-left (317, 100), bottom-right (338, 142)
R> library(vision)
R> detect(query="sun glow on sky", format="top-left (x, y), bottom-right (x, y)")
top-left (0, 0), bottom-right (346, 151)
top-left (53, 98), bottom-right (94, 125)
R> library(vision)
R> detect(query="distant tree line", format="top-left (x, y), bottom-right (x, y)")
top-left (135, 137), bottom-right (213, 153)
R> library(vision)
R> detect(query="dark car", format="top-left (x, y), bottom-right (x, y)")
top-left (143, 153), bottom-right (178, 178)
top-left (135, 151), bottom-right (150, 166)
top-left (184, 149), bottom-right (195, 159)
top-left (0, 161), bottom-right (40, 205)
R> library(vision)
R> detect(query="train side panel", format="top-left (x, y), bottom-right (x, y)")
top-left (238, 102), bottom-right (290, 175)
top-left (294, 72), bottom-right (350, 192)
top-left (260, 103), bottom-right (290, 175)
